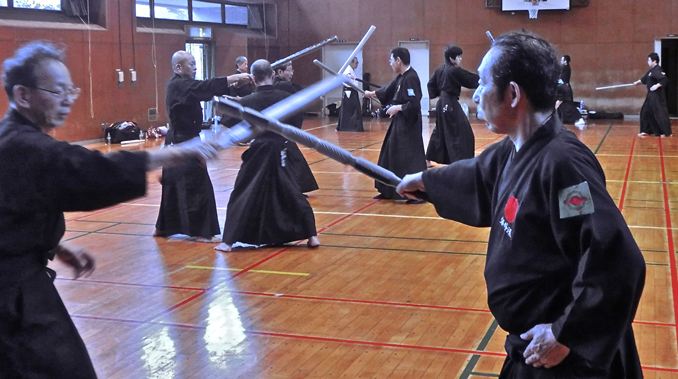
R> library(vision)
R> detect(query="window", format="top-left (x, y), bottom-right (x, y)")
top-left (192, 1), bottom-right (221, 23)
top-left (1, 0), bottom-right (60, 10)
top-left (224, 4), bottom-right (246, 25)
top-left (136, 0), bottom-right (249, 26)
top-left (154, 0), bottom-right (188, 21)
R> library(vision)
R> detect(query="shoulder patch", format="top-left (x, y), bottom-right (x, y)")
top-left (407, 88), bottom-right (415, 96)
top-left (558, 181), bottom-right (594, 219)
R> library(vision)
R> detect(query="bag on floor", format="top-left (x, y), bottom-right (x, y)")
top-left (105, 121), bottom-right (141, 143)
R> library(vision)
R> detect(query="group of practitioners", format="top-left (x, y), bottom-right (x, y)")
top-left (0, 30), bottom-right (653, 378)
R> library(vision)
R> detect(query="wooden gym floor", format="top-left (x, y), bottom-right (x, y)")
top-left (51, 115), bottom-right (678, 378)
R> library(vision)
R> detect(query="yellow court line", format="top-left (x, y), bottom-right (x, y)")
top-left (186, 265), bottom-right (309, 276)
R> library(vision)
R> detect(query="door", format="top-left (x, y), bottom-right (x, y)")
top-left (321, 43), bottom-right (363, 113)
top-left (186, 41), bottom-right (215, 121)
top-left (660, 38), bottom-right (678, 117)
top-left (399, 41), bottom-right (430, 114)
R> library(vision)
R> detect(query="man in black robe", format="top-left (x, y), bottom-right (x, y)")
top-left (425, 44), bottom-right (479, 165)
top-left (635, 52), bottom-right (672, 137)
top-left (337, 57), bottom-right (364, 132)
top-left (270, 60), bottom-right (319, 194)
top-left (274, 61), bottom-right (303, 94)
top-left (0, 41), bottom-right (221, 378)
top-left (155, 50), bottom-right (252, 242)
top-left (555, 55), bottom-right (583, 127)
top-left (365, 47), bottom-right (427, 203)
top-left (215, 59), bottom-right (319, 252)
top-left (556, 55), bottom-right (573, 103)
top-left (229, 56), bottom-right (254, 98)
top-left (397, 32), bottom-right (645, 378)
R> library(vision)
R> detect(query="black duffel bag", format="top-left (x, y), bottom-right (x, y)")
top-left (105, 121), bottom-right (141, 143)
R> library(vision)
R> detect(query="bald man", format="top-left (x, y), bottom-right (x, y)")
top-left (155, 51), bottom-right (252, 242)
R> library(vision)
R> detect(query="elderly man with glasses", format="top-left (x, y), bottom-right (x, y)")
top-left (0, 41), bottom-right (221, 378)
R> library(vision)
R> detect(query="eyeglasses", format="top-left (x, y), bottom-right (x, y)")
top-left (35, 86), bottom-right (81, 100)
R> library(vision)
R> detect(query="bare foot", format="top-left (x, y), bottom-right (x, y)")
top-left (214, 243), bottom-right (232, 252)
top-left (307, 236), bottom-right (320, 248)
top-left (194, 236), bottom-right (222, 243)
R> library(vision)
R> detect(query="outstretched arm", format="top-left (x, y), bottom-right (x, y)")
top-left (52, 242), bottom-right (95, 279)
top-left (146, 138), bottom-right (221, 171)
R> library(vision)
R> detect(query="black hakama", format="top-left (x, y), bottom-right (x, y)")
top-left (556, 64), bottom-right (573, 102)
top-left (425, 64), bottom-right (479, 164)
top-left (374, 67), bottom-right (427, 199)
top-left (640, 65), bottom-right (672, 136)
top-left (229, 69), bottom-right (254, 98)
top-left (221, 84), bottom-right (318, 194)
top-left (0, 109), bottom-right (148, 378)
top-left (221, 86), bottom-right (316, 246)
top-left (422, 115), bottom-right (645, 378)
top-left (337, 87), bottom-right (364, 132)
top-left (156, 74), bottom-right (226, 239)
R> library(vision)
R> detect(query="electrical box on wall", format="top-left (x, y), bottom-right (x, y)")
top-left (148, 108), bottom-right (157, 122)
top-left (116, 69), bottom-right (124, 89)
top-left (129, 69), bottom-right (137, 87)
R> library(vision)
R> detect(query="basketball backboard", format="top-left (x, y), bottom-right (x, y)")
top-left (502, 0), bottom-right (570, 11)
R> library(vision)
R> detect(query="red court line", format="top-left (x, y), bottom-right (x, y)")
top-left (68, 314), bottom-right (678, 371)
top-left (319, 201), bottom-right (378, 231)
top-left (59, 278), bottom-right (678, 327)
top-left (71, 314), bottom-right (147, 324)
top-left (617, 135), bottom-right (636, 211)
top-left (229, 201), bottom-right (378, 281)
top-left (69, 203), bottom-right (127, 222)
top-left (143, 290), bottom-right (207, 323)
top-left (658, 138), bottom-right (678, 356)
top-left (475, 135), bottom-right (504, 152)
top-left (249, 330), bottom-right (507, 357)
top-left (228, 246), bottom-right (294, 280)
top-left (56, 277), bottom-right (205, 292)
top-left (633, 320), bottom-right (677, 327)
top-left (643, 366), bottom-right (678, 373)
top-left (232, 290), bottom-right (492, 313)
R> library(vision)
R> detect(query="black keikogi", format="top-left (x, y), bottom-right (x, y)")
top-left (156, 73), bottom-right (226, 239)
top-left (269, 77), bottom-right (319, 193)
top-left (220, 85), bottom-right (317, 246)
top-left (229, 69), bottom-right (254, 98)
top-left (422, 115), bottom-right (645, 377)
top-left (639, 65), bottom-right (672, 136)
top-left (426, 63), bottom-right (479, 164)
top-left (373, 67), bottom-right (427, 199)
top-left (0, 109), bottom-right (148, 378)
top-left (337, 87), bottom-right (364, 132)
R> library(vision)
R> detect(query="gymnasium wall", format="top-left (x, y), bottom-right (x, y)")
top-left (0, 0), bottom-right (248, 142)
top-left (0, 0), bottom-right (676, 141)
top-left (264, 0), bottom-right (678, 117)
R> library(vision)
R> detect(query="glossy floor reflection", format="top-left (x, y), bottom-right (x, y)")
top-left (50, 115), bottom-right (678, 378)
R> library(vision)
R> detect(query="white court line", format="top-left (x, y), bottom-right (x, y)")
top-left (117, 204), bottom-right (678, 229)
top-left (304, 123), bottom-right (337, 131)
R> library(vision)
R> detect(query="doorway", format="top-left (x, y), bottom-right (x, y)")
top-left (660, 38), bottom-right (678, 117)
top-left (321, 43), bottom-right (362, 113)
top-left (398, 41), bottom-right (430, 114)
top-left (186, 41), bottom-right (215, 121)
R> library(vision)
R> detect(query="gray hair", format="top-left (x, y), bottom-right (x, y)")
top-left (2, 41), bottom-right (65, 102)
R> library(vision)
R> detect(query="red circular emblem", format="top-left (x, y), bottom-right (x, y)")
top-left (504, 196), bottom-right (519, 223)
